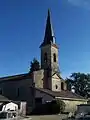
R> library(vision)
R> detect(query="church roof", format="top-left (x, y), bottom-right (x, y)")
top-left (0, 95), bottom-right (10, 102)
top-left (52, 72), bottom-right (64, 80)
top-left (0, 73), bottom-right (32, 82)
top-left (40, 9), bottom-right (56, 47)
top-left (35, 88), bottom-right (86, 101)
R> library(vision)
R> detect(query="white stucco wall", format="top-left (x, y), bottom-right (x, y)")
top-left (57, 98), bottom-right (87, 112)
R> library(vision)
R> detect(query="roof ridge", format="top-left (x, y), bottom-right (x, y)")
top-left (0, 73), bottom-right (29, 80)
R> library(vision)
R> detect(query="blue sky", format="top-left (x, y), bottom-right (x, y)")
top-left (0, 0), bottom-right (90, 78)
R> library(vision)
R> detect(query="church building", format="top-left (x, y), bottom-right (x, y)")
top-left (0, 9), bottom-right (88, 114)
top-left (33, 9), bottom-right (87, 112)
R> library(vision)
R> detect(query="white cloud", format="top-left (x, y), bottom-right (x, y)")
top-left (68, 0), bottom-right (90, 10)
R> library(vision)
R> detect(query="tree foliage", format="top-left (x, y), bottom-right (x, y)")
top-left (56, 99), bottom-right (65, 113)
top-left (66, 72), bottom-right (90, 98)
top-left (29, 58), bottom-right (40, 73)
top-left (65, 78), bottom-right (74, 91)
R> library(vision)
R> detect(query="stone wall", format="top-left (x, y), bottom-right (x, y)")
top-left (41, 44), bottom-right (59, 73)
top-left (51, 74), bottom-right (67, 91)
top-left (0, 75), bottom-right (35, 114)
top-left (62, 99), bottom-right (87, 112)
top-left (51, 45), bottom-right (59, 74)
top-left (40, 44), bottom-right (59, 90)
top-left (33, 69), bottom-right (44, 88)
top-left (41, 45), bottom-right (51, 70)
top-left (52, 74), bottom-right (61, 91)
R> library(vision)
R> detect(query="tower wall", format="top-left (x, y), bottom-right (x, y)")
top-left (33, 70), bottom-right (44, 88)
top-left (51, 45), bottom-right (59, 74)
top-left (41, 45), bottom-right (51, 70)
top-left (41, 44), bottom-right (59, 72)
top-left (41, 44), bottom-right (60, 90)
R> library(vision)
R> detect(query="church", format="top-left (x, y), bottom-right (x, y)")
top-left (0, 10), bottom-right (87, 114)
top-left (32, 9), bottom-right (87, 112)
top-left (33, 9), bottom-right (67, 91)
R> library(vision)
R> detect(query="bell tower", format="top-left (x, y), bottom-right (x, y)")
top-left (40, 9), bottom-right (60, 90)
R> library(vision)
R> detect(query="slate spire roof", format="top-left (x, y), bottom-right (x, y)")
top-left (40, 9), bottom-right (56, 47)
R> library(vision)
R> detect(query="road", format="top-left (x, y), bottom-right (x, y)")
top-left (22, 114), bottom-right (68, 120)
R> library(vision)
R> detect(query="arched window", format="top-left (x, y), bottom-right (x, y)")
top-left (17, 88), bottom-right (19, 97)
top-left (44, 52), bottom-right (47, 63)
top-left (0, 88), bottom-right (2, 94)
top-left (61, 82), bottom-right (64, 90)
top-left (53, 53), bottom-right (56, 62)
top-left (55, 85), bottom-right (58, 89)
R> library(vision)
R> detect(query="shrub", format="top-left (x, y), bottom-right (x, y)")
top-left (56, 99), bottom-right (65, 113)
top-left (31, 100), bottom-right (65, 115)
top-left (51, 100), bottom-right (60, 114)
top-left (46, 100), bottom-right (65, 114)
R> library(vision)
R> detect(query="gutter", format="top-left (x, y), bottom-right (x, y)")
top-left (55, 96), bottom-right (88, 102)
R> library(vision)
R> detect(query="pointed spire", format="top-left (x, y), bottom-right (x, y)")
top-left (40, 9), bottom-right (56, 47)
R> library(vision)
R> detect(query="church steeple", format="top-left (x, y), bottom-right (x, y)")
top-left (40, 9), bottom-right (56, 47)
top-left (40, 9), bottom-right (60, 91)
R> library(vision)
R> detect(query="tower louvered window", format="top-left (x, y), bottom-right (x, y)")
top-left (61, 82), bottom-right (64, 90)
top-left (44, 52), bottom-right (47, 63)
top-left (53, 53), bottom-right (56, 62)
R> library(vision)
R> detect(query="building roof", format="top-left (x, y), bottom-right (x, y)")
top-left (35, 88), bottom-right (86, 101)
top-left (0, 95), bottom-right (10, 102)
top-left (0, 73), bottom-right (32, 83)
top-left (52, 72), bottom-right (65, 81)
top-left (40, 9), bottom-right (57, 47)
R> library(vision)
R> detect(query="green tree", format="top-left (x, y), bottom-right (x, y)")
top-left (56, 99), bottom-right (65, 113)
top-left (65, 78), bottom-right (74, 91)
top-left (84, 74), bottom-right (90, 98)
top-left (66, 72), bottom-right (90, 97)
top-left (29, 58), bottom-right (40, 73)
